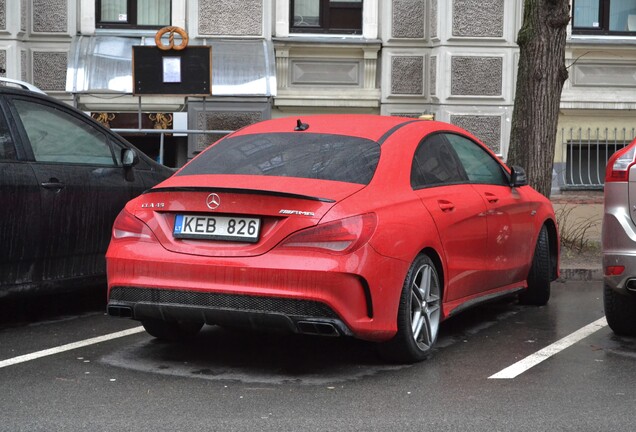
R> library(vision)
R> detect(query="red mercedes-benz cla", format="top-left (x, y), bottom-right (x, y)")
top-left (106, 115), bottom-right (559, 363)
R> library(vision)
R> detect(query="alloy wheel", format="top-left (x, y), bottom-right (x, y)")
top-left (410, 263), bottom-right (441, 350)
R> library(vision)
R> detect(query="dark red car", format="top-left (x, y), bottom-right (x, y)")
top-left (106, 115), bottom-right (559, 363)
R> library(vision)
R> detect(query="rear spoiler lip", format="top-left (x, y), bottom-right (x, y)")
top-left (144, 186), bottom-right (337, 203)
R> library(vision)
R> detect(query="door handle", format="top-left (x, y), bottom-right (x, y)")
top-left (41, 178), bottom-right (65, 191)
top-left (484, 192), bottom-right (499, 204)
top-left (438, 200), bottom-right (455, 212)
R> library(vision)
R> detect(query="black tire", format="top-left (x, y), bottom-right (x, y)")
top-left (604, 282), bottom-right (636, 336)
top-left (142, 319), bottom-right (203, 341)
top-left (519, 225), bottom-right (551, 306)
top-left (378, 254), bottom-right (442, 363)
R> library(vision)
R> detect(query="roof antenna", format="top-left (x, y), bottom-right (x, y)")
top-left (294, 119), bottom-right (309, 131)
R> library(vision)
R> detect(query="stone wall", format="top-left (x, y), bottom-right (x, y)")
top-left (381, 0), bottom-right (521, 155)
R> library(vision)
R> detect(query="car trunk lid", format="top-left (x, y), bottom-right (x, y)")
top-left (131, 174), bottom-right (363, 257)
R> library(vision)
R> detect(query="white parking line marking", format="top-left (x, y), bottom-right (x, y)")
top-left (489, 317), bottom-right (608, 379)
top-left (0, 326), bottom-right (145, 369)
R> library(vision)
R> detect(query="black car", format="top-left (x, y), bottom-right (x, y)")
top-left (0, 81), bottom-right (173, 298)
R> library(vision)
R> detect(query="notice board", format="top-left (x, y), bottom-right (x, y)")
top-left (132, 46), bottom-right (212, 96)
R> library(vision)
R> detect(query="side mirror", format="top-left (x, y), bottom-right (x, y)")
top-left (121, 148), bottom-right (139, 168)
top-left (121, 148), bottom-right (139, 182)
top-left (510, 166), bottom-right (528, 187)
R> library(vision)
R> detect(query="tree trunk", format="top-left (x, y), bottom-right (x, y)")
top-left (507, 0), bottom-right (570, 197)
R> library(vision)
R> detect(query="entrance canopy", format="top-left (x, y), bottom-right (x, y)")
top-left (66, 36), bottom-right (276, 97)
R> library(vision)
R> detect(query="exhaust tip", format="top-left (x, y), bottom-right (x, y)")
top-left (108, 305), bottom-right (134, 318)
top-left (297, 321), bottom-right (340, 337)
top-left (626, 279), bottom-right (636, 292)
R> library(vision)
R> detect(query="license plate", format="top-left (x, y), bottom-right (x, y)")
top-left (173, 214), bottom-right (261, 242)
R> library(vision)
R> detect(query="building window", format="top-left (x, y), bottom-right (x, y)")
top-left (290, 0), bottom-right (362, 35)
top-left (96, 0), bottom-right (171, 29)
top-left (572, 0), bottom-right (636, 35)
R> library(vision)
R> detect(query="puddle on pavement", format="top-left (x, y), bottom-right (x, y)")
top-left (101, 299), bottom-right (523, 385)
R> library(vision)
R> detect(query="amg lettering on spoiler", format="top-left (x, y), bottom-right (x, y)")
top-left (279, 209), bottom-right (315, 216)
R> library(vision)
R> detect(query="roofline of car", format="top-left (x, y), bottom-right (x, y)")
top-left (0, 78), bottom-right (47, 95)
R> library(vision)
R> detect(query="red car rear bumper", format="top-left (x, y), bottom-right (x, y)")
top-left (106, 240), bottom-right (409, 342)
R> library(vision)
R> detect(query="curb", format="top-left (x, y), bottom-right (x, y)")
top-left (559, 268), bottom-right (603, 282)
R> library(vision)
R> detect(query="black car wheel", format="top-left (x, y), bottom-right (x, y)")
top-left (519, 225), bottom-right (551, 306)
top-left (604, 282), bottom-right (636, 336)
top-left (142, 319), bottom-right (204, 341)
top-left (379, 254), bottom-right (441, 363)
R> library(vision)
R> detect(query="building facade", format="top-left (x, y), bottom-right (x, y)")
top-left (1, 0), bottom-right (635, 189)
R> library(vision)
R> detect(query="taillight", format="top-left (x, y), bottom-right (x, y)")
top-left (112, 208), bottom-right (154, 241)
top-left (279, 213), bottom-right (377, 255)
top-left (606, 142), bottom-right (636, 183)
top-left (605, 265), bottom-right (625, 276)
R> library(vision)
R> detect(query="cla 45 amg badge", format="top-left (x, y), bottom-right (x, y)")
top-left (141, 202), bottom-right (165, 209)
top-left (279, 209), bottom-right (315, 216)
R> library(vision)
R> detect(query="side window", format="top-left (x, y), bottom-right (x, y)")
top-left (446, 134), bottom-right (508, 186)
top-left (97, 0), bottom-right (171, 29)
top-left (291, 0), bottom-right (363, 34)
top-left (13, 99), bottom-right (117, 166)
top-left (411, 133), bottom-right (466, 189)
top-left (0, 109), bottom-right (16, 160)
top-left (572, 0), bottom-right (636, 35)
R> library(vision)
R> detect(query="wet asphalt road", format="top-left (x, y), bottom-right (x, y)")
top-left (1, 280), bottom-right (634, 432)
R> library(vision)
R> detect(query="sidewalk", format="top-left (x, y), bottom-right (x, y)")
top-left (551, 190), bottom-right (603, 281)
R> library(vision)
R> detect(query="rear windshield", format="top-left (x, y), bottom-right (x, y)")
top-left (177, 133), bottom-right (381, 185)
